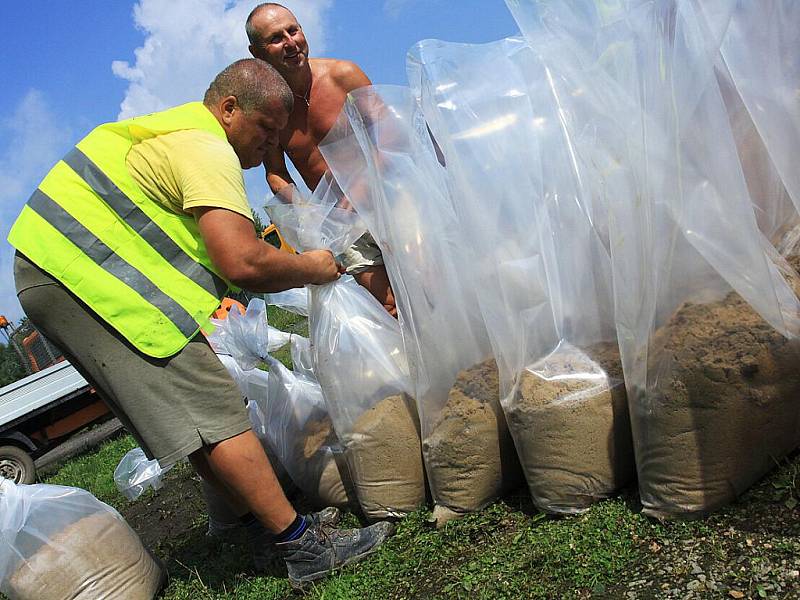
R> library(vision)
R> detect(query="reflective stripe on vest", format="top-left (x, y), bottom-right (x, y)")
top-left (61, 147), bottom-right (226, 299)
top-left (27, 188), bottom-right (200, 339)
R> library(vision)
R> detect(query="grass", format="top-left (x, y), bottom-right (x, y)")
top-left (267, 304), bottom-right (308, 369)
top-left (27, 433), bottom-right (800, 599)
top-left (42, 433), bottom-right (138, 504)
top-left (6, 308), bottom-right (800, 599)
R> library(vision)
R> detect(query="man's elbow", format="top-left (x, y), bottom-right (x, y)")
top-left (219, 263), bottom-right (259, 291)
top-left (212, 246), bottom-right (264, 290)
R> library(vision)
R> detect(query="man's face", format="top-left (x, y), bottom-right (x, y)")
top-left (249, 7), bottom-right (309, 73)
top-left (227, 101), bottom-right (289, 169)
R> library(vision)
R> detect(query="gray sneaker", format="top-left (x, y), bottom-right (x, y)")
top-left (251, 507), bottom-right (343, 571)
top-left (276, 520), bottom-right (396, 589)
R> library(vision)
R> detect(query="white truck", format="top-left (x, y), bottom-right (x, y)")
top-left (0, 359), bottom-right (117, 483)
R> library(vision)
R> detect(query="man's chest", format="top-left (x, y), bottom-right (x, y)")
top-left (281, 92), bottom-right (348, 164)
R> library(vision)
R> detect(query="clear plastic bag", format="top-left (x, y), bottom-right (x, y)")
top-left (113, 448), bottom-right (174, 501)
top-left (263, 287), bottom-right (309, 317)
top-left (513, 0), bottom-right (800, 518)
top-left (290, 332), bottom-right (315, 380)
top-left (212, 353), bottom-right (292, 484)
top-left (714, 62), bottom-right (798, 246)
top-left (707, 0), bottom-right (800, 217)
top-left (208, 308), bottom-right (301, 522)
top-left (254, 355), bottom-right (354, 510)
top-left (0, 479), bottom-right (163, 599)
top-left (410, 33), bottom-right (635, 513)
top-left (320, 85), bottom-right (520, 525)
top-left (266, 181), bottom-right (425, 520)
top-left (207, 298), bottom-right (291, 369)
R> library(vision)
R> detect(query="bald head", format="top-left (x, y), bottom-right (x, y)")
top-left (246, 3), bottom-right (294, 47)
top-left (203, 58), bottom-right (293, 114)
top-left (246, 3), bottom-right (309, 74)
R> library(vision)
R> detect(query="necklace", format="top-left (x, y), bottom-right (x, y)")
top-left (294, 87), bottom-right (310, 108)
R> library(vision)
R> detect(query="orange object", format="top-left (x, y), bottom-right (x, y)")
top-left (0, 315), bottom-right (8, 328)
top-left (212, 298), bottom-right (247, 321)
top-left (262, 223), bottom-right (297, 254)
top-left (42, 397), bottom-right (108, 441)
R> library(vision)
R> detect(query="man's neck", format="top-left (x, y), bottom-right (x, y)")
top-left (282, 63), bottom-right (313, 97)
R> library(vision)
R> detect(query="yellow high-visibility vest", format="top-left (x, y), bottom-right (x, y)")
top-left (8, 102), bottom-right (233, 358)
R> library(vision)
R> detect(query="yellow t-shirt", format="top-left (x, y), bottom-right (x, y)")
top-left (125, 128), bottom-right (253, 220)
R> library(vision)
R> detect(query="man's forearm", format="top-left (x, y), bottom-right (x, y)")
top-left (195, 206), bottom-right (338, 293)
top-left (233, 243), bottom-right (322, 293)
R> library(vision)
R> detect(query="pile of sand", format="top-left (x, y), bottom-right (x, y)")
top-left (424, 358), bottom-right (522, 527)
top-left (7, 511), bottom-right (163, 599)
top-left (346, 393), bottom-right (426, 520)
top-left (505, 341), bottom-right (634, 514)
top-left (636, 291), bottom-right (800, 519)
top-left (295, 415), bottom-right (354, 510)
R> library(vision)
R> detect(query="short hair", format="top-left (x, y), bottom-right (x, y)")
top-left (203, 58), bottom-right (293, 114)
top-left (246, 3), bottom-right (293, 46)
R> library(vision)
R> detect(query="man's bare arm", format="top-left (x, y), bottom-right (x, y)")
top-left (263, 144), bottom-right (295, 195)
top-left (194, 207), bottom-right (342, 292)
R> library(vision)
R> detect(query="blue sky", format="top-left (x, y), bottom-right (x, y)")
top-left (0, 0), bottom-right (518, 323)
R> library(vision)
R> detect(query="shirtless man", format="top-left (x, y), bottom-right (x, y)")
top-left (246, 2), bottom-right (396, 316)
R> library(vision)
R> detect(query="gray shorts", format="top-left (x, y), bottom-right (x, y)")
top-left (14, 253), bottom-right (251, 467)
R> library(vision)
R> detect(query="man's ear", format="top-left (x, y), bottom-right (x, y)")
top-left (248, 44), bottom-right (257, 59)
top-left (218, 96), bottom-right (238, 127)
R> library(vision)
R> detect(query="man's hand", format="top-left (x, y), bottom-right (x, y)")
top-left (302, 250), bottom-right (344, 285)
top-left (354, 265), bottom-right (397, 317)
top-left (195, 207), bottom-right (340, 292)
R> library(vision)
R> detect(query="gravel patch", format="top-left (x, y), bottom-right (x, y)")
top-left (602, 454), bottom-right (800, 599)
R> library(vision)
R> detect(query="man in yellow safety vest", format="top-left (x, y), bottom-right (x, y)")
top-left (7, 58), bottom-right (393, 589)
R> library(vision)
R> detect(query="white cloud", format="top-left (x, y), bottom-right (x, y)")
top-left (0, 90), bottom-right (72, 324)
top-left (113, 0), bottom-right (334, 219)
top-left (113, 0), bottom-right (334, 119)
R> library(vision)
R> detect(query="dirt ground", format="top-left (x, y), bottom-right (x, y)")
top-left (115, 452), bottom-right (800, 599)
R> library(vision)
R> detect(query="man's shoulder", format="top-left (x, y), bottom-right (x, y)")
top-left (158, 129), bottom-right (233, 155)
top-left (311, 58), bottom-right (371, 91)
top-left (151, 129), bottom-right (238, 169)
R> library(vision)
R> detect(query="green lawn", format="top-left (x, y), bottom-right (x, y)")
top-left (28, 427), bottom-right (800, 599)
top-left (8, 307), bottom-right (800, 599)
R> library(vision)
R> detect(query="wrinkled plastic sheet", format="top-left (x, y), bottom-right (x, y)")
top-left (708, 1), bottom-right (800, 215)
top-left (263, 287), bottom-right (309, 316)
top-left (206, 297), bottom-right (292, 370)
top-left (113, 448), bottom-right (174, 501)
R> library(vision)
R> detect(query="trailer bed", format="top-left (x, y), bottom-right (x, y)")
top-left (0, 361), bottom-right (90, 430)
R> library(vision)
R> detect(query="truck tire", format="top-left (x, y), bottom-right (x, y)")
top-left (0, 445), bottom-right (36, 484)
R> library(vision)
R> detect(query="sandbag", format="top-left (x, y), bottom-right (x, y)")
top-left (320, 86), bottom-right (521, 525)
top-left (0, 479), bottom-right (164, 600)
top-left (266, 181), bottom-right (426, 519)
top-left (260, 355), bottom-right (355, 510)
